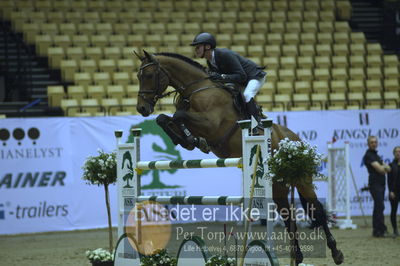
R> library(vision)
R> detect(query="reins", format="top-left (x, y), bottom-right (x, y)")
top-left (138, 59), bottom-right (214, 105)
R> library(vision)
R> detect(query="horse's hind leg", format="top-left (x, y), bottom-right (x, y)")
top-left (298, 192), bottom-right (319, 229)
top-left (273, 183), bottom-right (304, 265)
top-left (296, 182), bottom-right (344, 265)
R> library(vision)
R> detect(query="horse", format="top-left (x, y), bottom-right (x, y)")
top-left (134, 50), bottom-right (344, 265)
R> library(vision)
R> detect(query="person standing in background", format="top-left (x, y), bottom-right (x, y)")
top-left (363, 136), bottom-right (391, 237)
top-left (387, 146), bottom-right (400, 236)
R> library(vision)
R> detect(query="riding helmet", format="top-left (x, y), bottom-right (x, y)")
top-left (190, 32), bottom-right (216, 48)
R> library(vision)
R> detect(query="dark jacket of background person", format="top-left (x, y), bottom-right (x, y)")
top-left (363, 146), bottom-right (388, 236)
top-left (387, 156), bottom-right (400, 234)
top-left (364, 149), bottom-right (386, 186)
top-left (388, 159), bottom-right (400, 193)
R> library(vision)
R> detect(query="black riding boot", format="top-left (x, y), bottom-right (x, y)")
top-left (246, 98), bottom-right (263, 134)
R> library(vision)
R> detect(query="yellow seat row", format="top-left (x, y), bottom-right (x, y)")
top-left (44, 43), bottom-right (385, 65)
top-left (262, 78), bottom-right (399, 94)
top-left (35, 32), bottom-right (367, 58)
top-left (212, 32), bottom-right (366, 46)
top-left (53, 57), bottom-right (399, 91)
top-left (59, 95), bottom-right (176, 116)
top-left (60, 59), bottom-right (138, 81)
top-left (256, 90), bottom-right (398, 111)
top-left (57, 90), bottom-right (397, 114)
top-left (47, 49), bottom-right (399, 86)
top-left (20, 22), bottom-right (352, 44)
top-left (264, 67), bottom-right (399, 81)
top-left (122, 32), bottom-right (366, 48)
top-left (46, 46), bottom-right (196, 68)
top-left (72, 72), bottom-right (138, 88)
top-left (47, 45), bottom-right (398, 88)
top-left (221, 43), bottom-right (384, 57)
top-left (60, 97), bottom-right (138, 116)
top-left (262, 55), bottom-right (398, 69)
top-left (10, 9), bottom-right (338, 25)
top-left (53, 43), bottom-right (384, 60)
top-left (46, 46), bottom-right (143, 68)
top-left (21, 21), bottom-right (352, 42)
top-left (37, 35), bottom-right (215, 56)
top-left (48, 84), bottom-right (140, 107)
top-left (50, 79), bottom-right (398, 113)
top-left (0, 0), bottom-right (348, 14)
top-left (45, 44), bottom-right (388, 68)
top-left (54, 83), bottom-right (398, 114)
top-left (36, 35), bottom-right (135, 55)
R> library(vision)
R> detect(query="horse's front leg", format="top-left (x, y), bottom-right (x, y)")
top-left (155, 114), bottom-right (197, 150)
top-left (172, 110), bottom-right (222, 153)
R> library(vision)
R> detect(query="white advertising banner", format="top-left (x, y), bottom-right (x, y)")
top-left (0, 110), bottom-right (399, 234)
top-left (267, 110), bottom-right (400, 217)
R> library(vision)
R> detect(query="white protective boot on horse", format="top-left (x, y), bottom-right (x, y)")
top-left (156, 114), bottom-right (211, 154)
top-left (246, 98), bottom-right (264, 135)
top-left (178, 123), bottom-right (210, 154)
top-left (156, 114), bottom-right (190, 148)
top-left (173, 112), bottom-right (211, 154)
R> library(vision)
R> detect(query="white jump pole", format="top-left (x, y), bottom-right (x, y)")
top-left (114, 119), bottom-right (274, 265)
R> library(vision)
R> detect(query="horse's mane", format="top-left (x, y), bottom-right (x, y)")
top-left (154, 52), bottom-right (206, 73)
top-left (154, 52), bottom-right (208, 109)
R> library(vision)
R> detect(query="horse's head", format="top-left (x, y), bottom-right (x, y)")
top-left (135, 50), bottom-right (170, 117)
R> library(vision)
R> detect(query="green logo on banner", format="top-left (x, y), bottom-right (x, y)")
top-left (127, 120), bottom-right (182, 190)
top-left (249, 145), bottom-right (264, 188)
top-left (121, 151), bottom-right (134, 188)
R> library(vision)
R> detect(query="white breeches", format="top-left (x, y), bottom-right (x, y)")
top-left (243, 76), bottom-right (266, 102)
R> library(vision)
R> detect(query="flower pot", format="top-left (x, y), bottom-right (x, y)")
top-left (91, 261), bottom-right (113, 266)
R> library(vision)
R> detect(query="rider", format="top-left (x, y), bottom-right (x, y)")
top-left (190, 32), bottom-right (266, 130)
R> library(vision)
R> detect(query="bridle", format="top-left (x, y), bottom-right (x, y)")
top-left (138, 61), bottom-right (172, 106)
top-left (138, 59), bottom-right (211, 107)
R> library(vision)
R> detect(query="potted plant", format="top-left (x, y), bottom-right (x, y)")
top-left (85, 248), bottom-right (114, 266)
top-left (265, 138), bottom-right (324, 188)
top-left (206, 255), bottom-right (236, 266)
top-left (82, 149), bottom-right (117, 265)
top-left (266, 138), bottom-right (324, 266)
top-left (140, 249), bottom-right (177, 266)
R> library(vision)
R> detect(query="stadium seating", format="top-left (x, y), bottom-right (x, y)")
top-left (2, 0), bottom-right (397, 115)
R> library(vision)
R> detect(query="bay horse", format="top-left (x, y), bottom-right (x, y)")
top-left (135, 50), bottom-right (344, 265)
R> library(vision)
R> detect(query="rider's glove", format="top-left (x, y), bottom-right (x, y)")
top-left (208, 72), bottom-right (224, 81)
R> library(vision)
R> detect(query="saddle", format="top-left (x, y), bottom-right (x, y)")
top-left (219, 82), bottom-right (265, 120)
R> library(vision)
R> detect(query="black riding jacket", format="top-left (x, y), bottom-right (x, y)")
top-left (207, 48), bottom-right (266, 85)
top-left (388, 159), bottom-right (400, 193)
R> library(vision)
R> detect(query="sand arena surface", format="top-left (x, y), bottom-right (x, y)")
top-left (0, 216), bottom-right (399, 266)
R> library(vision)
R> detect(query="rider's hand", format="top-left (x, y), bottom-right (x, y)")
top-left (390, 192), bottom-right (396, 200)
top-left (208, 72), bottom-right (223, 81)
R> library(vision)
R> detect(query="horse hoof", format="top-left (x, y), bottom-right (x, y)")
top-left (183, 144), bottom-right (195, 150)
top-left (295, 250), bottom-right (304, 265)
top-left (198, 137), bottom-right (210, 154)
top-left (332, 249), bottom-right (344, 265)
